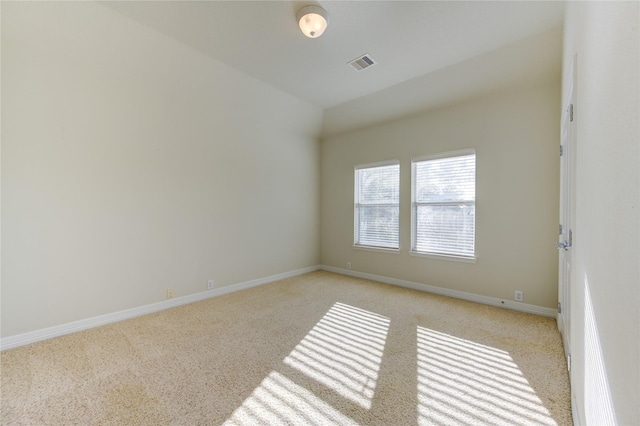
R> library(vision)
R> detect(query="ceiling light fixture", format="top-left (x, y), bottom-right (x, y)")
top-left (297, 5), bottom-right (329, 38)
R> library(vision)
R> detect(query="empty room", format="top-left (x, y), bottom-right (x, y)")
top-left (1, 1), bottom-right (638, 425)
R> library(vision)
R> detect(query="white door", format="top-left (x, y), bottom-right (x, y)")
top-left (558, 55), bottom-right (576, 369)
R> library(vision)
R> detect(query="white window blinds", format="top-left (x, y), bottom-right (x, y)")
top-left (412, 151), bottom-right (476, 258)
top-left (354, 162), bottom-right (400, 249)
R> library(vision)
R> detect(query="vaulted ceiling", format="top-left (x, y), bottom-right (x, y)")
top-left (108, 3), bottom-right (562, 97)
top-left (104, 1), bottom-right (565, 136)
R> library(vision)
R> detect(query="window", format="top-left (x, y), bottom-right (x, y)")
top-left (354, 162), bottom-right (400, 249)
top-left (411, 150), bottom-right (476, 259)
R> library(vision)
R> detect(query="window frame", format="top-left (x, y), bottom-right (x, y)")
top-left (354, 160), bottom-right (401, 251)
top-left (410, 149), bottom-right (476, 262)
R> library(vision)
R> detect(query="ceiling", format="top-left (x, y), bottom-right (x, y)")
top-left (3, 1), bottom-right (565, 137)
top-left (104, 1), bottom-right (566, 113)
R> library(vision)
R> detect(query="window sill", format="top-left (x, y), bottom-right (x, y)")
top-left (409, 250), bottom-right (477, 263)
top-left (353, 245), bottom-right (400, 254)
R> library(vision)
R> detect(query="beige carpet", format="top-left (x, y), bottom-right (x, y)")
top-left (1, 271), bottom-right (572, 425)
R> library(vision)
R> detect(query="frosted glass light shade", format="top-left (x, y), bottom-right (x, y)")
top-left (297, 6), bottom-right (329, 38)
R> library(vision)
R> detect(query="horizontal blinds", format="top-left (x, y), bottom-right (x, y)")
top-left (414, 154), bottom-right (475, 203)
top-left (413, 153), bottom-right (476, 257)
top-left (357, 206), bottom-right (399, 247)
top-left (415, 205), bottom-right (475, 256)
top-left (356, 164), bottom-right (399, 248)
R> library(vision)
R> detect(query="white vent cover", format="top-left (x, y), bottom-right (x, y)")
top-left (349, 54), bottom-right (377, 71)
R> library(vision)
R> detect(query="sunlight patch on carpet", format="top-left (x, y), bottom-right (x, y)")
top-left (223, 371), bottom-right (357, 426)
top-left (417, 327), bottom-right (557, 425)
top-left (283, 302), bottom-right (390, 409)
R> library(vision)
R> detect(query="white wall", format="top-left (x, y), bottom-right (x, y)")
top-left (562, 2), bottom-right (639, 425)
top-left (321, 75), bottom-right (561, 309)
top-left (1, 2), bottom-right (322, 337)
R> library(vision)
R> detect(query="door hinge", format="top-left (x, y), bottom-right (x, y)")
top-left (570, 104), bottom-right (574, 122)
top-left (560, 145), bottom-right (564, 157)
top-left (557, 229), bottom-right (573, 250)
top-left (558, 302), bottom-right (562, 313)
top-left (559, 224), bottom-right (563, 235)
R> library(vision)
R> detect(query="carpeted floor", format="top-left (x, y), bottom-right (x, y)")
top-left (1, 271), bottom-right (572, 425)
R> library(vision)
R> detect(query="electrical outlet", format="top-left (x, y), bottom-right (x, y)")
top-left (346, 262), bottom-right (352, 270)
top-left (207, 279), bottom-right (214, 290)
top-left (167, 288), bottom-right (174, 299)
top-left (514, 290), bottom-right (523, 302)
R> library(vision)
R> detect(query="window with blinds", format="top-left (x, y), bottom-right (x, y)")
top-left (354, 162), bottom-right (400, 249)
top-left (411, 150), bottom-right (476, 258)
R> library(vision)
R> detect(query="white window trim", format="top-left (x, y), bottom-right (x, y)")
top-left (409, 250), bottom-right (477, 263)
top-left (354, 160), bottom-right (400, 251)
top-left (353, 245), bottom-right (401, 254)
top-left (410, 149), bottom-right (476, 262)
top-left (411, 148), bottom-right (476, 164)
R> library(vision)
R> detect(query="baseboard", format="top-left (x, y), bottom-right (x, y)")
top-left (572, 392), bottom-right (581, 426)
top-left (1, 264), bottom-right (557, 350)
top-left (557, 313), bottom-right (564, 333)
top-left (321, 265), bottom-right (557, 318)
top-left (0, 265), bottom-right (321, 351)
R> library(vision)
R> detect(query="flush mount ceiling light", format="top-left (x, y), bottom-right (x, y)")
top-left (297, 5), bottom-right (329, 38)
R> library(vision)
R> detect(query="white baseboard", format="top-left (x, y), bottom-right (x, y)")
top-left (0, 265), bottom-right (321, 351)
top-left (1, 264), bottom-right (557, 350)
top-left (320, 265), bottom-right (558, 318)
top-left (572, 392), bottom-right (581, 426)
top-left (557, 313), bottom-right (564, 333)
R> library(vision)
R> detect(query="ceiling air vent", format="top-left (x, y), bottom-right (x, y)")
top-left (349, 54), bottom-right (377, 71)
